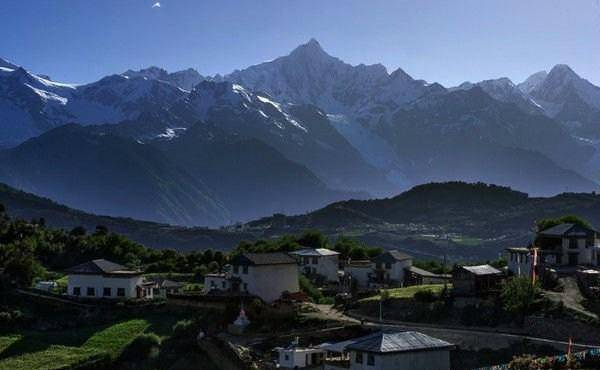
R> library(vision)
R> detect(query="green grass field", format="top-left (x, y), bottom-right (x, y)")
top-left (0, 315), bottom-right (178, 370)
top-left (359, 284), bottom-right (448, 302)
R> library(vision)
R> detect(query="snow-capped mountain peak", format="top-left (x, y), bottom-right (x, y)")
top-left (517, 70), bottom-right (547, 94)
top-left (122, 66), bottom-right (204, 91)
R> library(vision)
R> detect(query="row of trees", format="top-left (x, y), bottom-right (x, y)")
top-left (0, 203), bottom-right (384, 287)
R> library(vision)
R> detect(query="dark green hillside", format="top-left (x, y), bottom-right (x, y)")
top-left (0, 183), bottom-right (252, 251)
top-left (248, 182), bottom-right (600, 259)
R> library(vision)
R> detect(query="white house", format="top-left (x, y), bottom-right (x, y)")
top-left (289, 248), bottom-right (340, 282)
top-left (506, 247), bottom-right (533, 278)
top-left (65, 259), bottom-right (154, 299)
top-left (536, 223), bottom-right (600, 266)
top-left (344, 260), bottom-right (373, 287)
top-left (372, 250), bottom-right (413, 286)
top-left (151, 278), bottom-right (185, 298)
top-left (228, 252), bottom-right (300, 303)
top-left (203, 272), bottom-right (230, 293)
top-left (275, 338), bottom-right (326, 369)
top-left (323, 331), bottom-right (454, 370)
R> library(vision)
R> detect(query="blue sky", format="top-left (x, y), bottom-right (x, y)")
top-left (2, 0), bottom-right (599, 86)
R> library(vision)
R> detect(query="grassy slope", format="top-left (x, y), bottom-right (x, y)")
top-left (359, 284), bottom-right (447, 302)
top-left (0, 315), bottom-right (177, 370)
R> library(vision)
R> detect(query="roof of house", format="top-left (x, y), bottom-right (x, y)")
top-left (459, 264), bottom-right (503, 276)
top-left (231, 252), bottom-right (297, 266)
top-left (289, 248), bottom-right (339, 257)
top-left (506, 247), bottom-right (531, 253)
top-left (65, 259), bottom-right (140, 275)
top-left (406, 266), bottom-right (450, 278)
top-left (373, 250), bottom-right (413, 264)
top-left (347, 260), bottom-right (373, 267)
top-left (345, 331), bottom-right (454, 354)
top-left (153, 278), bottom-right (185, 289)
top-left (538, 223), bottom-right (597, 237)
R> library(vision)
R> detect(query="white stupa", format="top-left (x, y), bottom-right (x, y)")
top-left (228, 302), bottom-right (251, 334)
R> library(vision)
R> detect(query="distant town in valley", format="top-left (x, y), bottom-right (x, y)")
top-left (2, 1), bottom-right (600, 369)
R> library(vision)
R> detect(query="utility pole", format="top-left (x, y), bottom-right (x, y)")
top-left (379, 296), bottom-right (383, 322)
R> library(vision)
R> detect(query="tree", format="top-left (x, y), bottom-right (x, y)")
top-left (297, 230), bottom-right (328, 249)
top-left (501, 277), bottom-right (539, 317)
top-left (537, 215), bottom-right (592, 232)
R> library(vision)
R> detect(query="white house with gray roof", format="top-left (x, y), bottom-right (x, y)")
top-left (371, 250), bottom-right (413, 286)
top-left (65, 259), bottom-right (154, 299)
top-left (323, 331), bottom-right (454, 370)
top-left (228, 252), bottom-right (300, 303)
top-left (289, 248), bottom-right (340, 282)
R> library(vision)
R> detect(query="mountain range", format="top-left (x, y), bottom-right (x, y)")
top-left (1, 39), bottom-right (600, 226)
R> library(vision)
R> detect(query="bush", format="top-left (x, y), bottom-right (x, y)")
top-left (119, 333), bottom-right (161, 362)
top-left (414, 289), bottom-right (437, 303)
top-left (172, 319), bottom-right (202, 338)
top-left (501, 277), bottom-right (540, 317)
top-left (299, 275), bottom-right (323, 302)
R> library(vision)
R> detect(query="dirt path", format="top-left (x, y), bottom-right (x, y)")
top-left (543, 277), bottom-right (598, 320)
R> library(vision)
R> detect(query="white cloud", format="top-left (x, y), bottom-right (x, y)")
top-left (152, 2), bottom-right (161, 8)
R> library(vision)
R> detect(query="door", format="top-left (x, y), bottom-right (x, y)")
top-left (568, 253), bottom-right (579, 266)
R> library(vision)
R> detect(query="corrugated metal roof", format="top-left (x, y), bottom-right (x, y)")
top-left (231, 252), bottom-right (297, 266)
top-left (290, 248), bottom-right (340, 257)
top-left (539, 223), bottom-right (575, 236)
top-left (374, 250), bottom-right (413, 264)
top-left (407, 266), bottom-right (441, 278)
top-left (461, 264), bottom-right (503, 276)
top-left (65, 259), bottom-right (139, 275)
top-left (346, 331), bottom-right (453, 353)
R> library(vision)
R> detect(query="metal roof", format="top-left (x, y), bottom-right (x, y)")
top-left (538, 223), bottom-right (597, 237)
top-left (346, 331), bottom-right (453, 354)
top-left (290, 248), bottom-right (340, 257)
top-left (539, 223), bottom-right (576, 236)
top-left (506, 247), bottom-right (531, 253)
top-left (231, 252), bottom-right (297, 266)
top-left (460, 264), bottom-right (503, 276)
top-left (407, 266), bottom-right (447, 278)
top-left (374, 250), bottom-right (413, 264)
top-left (65, 259), bottom-right (139, 275)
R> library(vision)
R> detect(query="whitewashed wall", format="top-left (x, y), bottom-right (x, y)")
top-left (67, 274), bottom-right (144, 299)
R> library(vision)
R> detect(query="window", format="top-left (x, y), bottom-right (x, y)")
top-left (86, 287), bottom-right (95, 296)
top-left (153, 288), bottom-right (160, 295)
top-left (284, 354), bottom-right (289, 361)
top-left (385, 262), bottom-right (391, 269)
top-left (312, 256), bottom-right (318, 265)
top-left (222, 281), bottom-right (226, 288)
top-left (103, 287), bottom-right (111, 297)
top-left (242, 265), bottom-right (248, 274)
top-left (355, 352), bottom-right (363, 364)
top-left (233, 265), bottom-right (239, 274)
top-left (117, 288), bottom-right (125, 297)
top-left (367, 354), bottom-right (375, 366)
top-left (303, 257), bottom-right (310, 265)
top-left (243, 283), bottom-right (248, 291)
top-left (72, 287), bottom-right (81, 296)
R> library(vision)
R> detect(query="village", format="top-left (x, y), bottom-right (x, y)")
top-left (6, 218), bottom-right (598, 370)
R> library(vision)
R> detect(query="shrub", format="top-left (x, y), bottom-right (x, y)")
top-left (501, 277), bottom-right (539, 317)
top-left (380, 290), bottom-right (390, 302)
top-left (414, 289), bottom-right (437, 303)
top-left (172, 319), bottom-right (202, 338)
top-left (119, 333), bottom-right (161, 362)
top-left (299, 275), bottom-right (323, 302)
